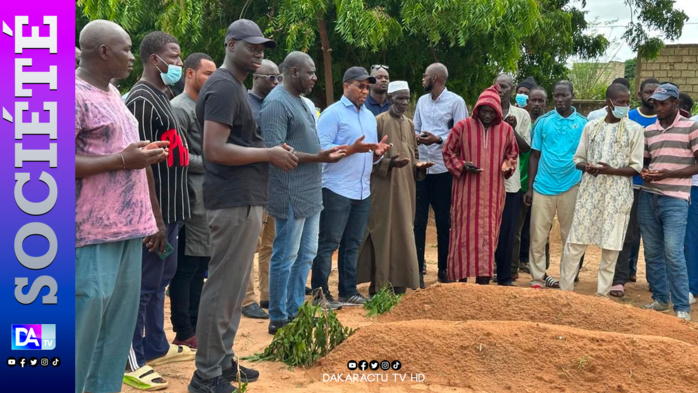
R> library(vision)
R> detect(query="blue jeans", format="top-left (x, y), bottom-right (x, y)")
top-left (311, 188), bottom-right (371, 298)
top-left (638, 191), bottom-right (690, 312)
top-left (685, 186), bottom-right (698, 296)
top-left (268, 205), bottom-right (320, 322)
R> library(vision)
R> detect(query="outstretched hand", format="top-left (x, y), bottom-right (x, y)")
top-left (374, 135), bottom-right (392, 156)
top-left (319, 145), bottom-right (348, 163)
top-left (415, 161), bottom-right (435, 170)
top-left (389, 153), bottom-right (410, 169)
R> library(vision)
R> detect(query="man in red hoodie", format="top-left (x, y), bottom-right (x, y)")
top-left (442, 85), bottom-right (519, 284)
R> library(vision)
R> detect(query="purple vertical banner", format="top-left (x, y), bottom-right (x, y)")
top-left (0, 1), bottom-right (75, 392)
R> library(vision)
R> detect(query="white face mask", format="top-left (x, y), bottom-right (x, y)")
top-left (610, 101), bottom-right (630, 119)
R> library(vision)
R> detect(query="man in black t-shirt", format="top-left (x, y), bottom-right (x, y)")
top-left (124, 31), bottom-right (193, 388)
top-left (189, 19), bottom-right (298, 393)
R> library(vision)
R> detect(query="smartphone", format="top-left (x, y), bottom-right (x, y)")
top-left (158, 241), bottom-right (175, 260)
top-left (465, 162), bottom-right (480, 171)
top-left (421, 132), bottom-right (429, 138)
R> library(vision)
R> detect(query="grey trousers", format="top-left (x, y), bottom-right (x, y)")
top-left (195, 206), bottom-right (263, 379)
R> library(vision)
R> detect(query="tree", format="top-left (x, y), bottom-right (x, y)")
top-left (77, 0), bottom-right (689, 106)
top-left (622, 0), bottom-right (688, 59)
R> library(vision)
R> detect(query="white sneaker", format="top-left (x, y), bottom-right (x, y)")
top-left (690, 293), bottom-right (696, 305)
top-left (676, 311), bottom-right (692, 321)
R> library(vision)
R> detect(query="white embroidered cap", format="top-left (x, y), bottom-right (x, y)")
top-left (387, 81), bottom-right (409, 94)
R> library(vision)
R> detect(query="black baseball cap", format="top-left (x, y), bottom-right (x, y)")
top-left (343, 66), bottom-right (376, 84)
top-left (225, 19), bottom-right (276, 48)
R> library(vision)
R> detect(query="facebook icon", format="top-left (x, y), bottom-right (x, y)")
top-left (11, 324), bottom-right (56, 350)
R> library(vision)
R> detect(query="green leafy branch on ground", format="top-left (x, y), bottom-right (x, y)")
top-left (364, 284), bottom-right (402, 317)
top-left (243, 299), bottom-right (354, 367)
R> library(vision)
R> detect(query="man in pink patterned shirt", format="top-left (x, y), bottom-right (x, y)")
top-left (75, 20), bottom-right (168, 393)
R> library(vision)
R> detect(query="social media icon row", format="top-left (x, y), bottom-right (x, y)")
top-left (7, 357), bottom-right (59, 368)
top-left (347, 359), bottom-right (401, 371)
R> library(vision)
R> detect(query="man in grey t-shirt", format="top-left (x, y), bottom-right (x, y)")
top-left (259, 52), bottom-right (347, 335)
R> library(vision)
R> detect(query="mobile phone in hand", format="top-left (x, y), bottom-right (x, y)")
top-left (465, 163), bottom-right (480, 171)
top-left (158, 241), bottom-right (174, 260)
top-left (421, 132), bottom-right (429, 138)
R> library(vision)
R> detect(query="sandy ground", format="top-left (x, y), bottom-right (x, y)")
top-left (122, 215), bottom-right (697, 393)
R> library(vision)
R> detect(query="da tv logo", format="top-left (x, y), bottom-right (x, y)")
top-left (11, 325), bottom-right (56, 350)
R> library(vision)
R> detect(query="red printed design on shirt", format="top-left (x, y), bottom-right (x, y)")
top-left (161, 128), bottom-right (190, 167)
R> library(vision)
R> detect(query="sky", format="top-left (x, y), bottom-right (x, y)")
top-left (577, 0), bottom-right (698, 62)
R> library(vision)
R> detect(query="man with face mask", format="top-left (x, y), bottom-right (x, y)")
top-left (608, 77), bottom-right (659, 296)
top-left (168, 53), bottom-right (216, 351)
top-left (559, 84), bottom-right (644, 296)
top-left (639, 83), bottom-right (698, 321)
top-left (515, 76), bottom-right (536, 111)
top-left (124, 31), bottom-right (193, 384)
top-left (357, 81), bottom-right (435, 292)
top-left (443, 85), bottom-right (519, 284)
top-left (587, 78), bottom-right (631, 121)
top-left (260, 52), bottom-right (348, 334)
top-left (493, 74), bottom-right (531, 286)
top-left (413, 63), bottom-right (468, 284)
top-left (512, 85), bottom-right (550, 278)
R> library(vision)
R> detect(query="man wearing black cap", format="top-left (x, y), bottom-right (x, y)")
top-left (311, 66), bottom-right (391, 307)
top-left (189, 19), bottom-right (298, 393)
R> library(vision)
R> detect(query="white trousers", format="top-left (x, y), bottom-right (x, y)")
top-left (560, 242), bottom-right (619, 296)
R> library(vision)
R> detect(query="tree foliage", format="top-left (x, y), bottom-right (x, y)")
top-left (77, 0), bottom-right (689, 107)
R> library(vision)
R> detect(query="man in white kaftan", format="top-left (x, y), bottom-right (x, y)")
top-left (560, 84), bottom-right (644, 296)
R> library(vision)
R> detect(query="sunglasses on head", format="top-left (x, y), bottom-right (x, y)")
top-left (371, 64), bottom-right (389, 71)
top-left (255, 74), bottom-right (283, 83)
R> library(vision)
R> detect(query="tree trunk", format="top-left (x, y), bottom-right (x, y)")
top-left (317, 16), bottom-right (334, 107)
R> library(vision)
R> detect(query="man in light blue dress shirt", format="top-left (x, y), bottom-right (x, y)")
top-left (413, 63), bottom-right (468, 284)
top-left (311, 67), bottom-right (391, 307)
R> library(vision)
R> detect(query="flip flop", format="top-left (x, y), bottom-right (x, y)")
top-left (609, 284), bottom-right (625, 298)
top-left (147, 344), bottom-right (196, 366)
top-left (545, 276), bottom-right (560, 289)
top-left (123, 365), bottom-right (168, 391)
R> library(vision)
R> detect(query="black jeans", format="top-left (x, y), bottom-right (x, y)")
top-left (495, 192), bottom-right (522, 284)
top-left (311, 188), bottom-right (371, 298)
top-left (613, 189), bottom-right (641, 286)
top-left (169, 226), bottom-right (209, 341)
top-left (414, 172), bottom-right (452, 275)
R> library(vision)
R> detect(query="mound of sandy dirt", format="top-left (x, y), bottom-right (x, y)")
top-left (382, 284), bottom-right (698, 346)
top-left (312, 319), bottom-right (698, 393)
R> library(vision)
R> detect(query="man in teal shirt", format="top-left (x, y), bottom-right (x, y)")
top-left (524, 80), bottom-right (587, 289)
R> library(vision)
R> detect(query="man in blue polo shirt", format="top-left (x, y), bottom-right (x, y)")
top-left (608, 77), bottom-right (659, 297)
top-left (524, 80), bottom-right (587, 289)
top-left (311, 66), bottom-right (391, 307)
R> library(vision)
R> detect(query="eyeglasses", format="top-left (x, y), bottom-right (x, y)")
top-left (371, 64), bottom-right (389, 71)
top-left (255, 74), bottom-right (283, 83)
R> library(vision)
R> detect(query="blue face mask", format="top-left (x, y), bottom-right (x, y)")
top-left (611, 102), bottom-right (630, 119)
top-left (156, 55), bottom-right (182, 86)
top-left (515, 93), bottom-right (528, 108)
